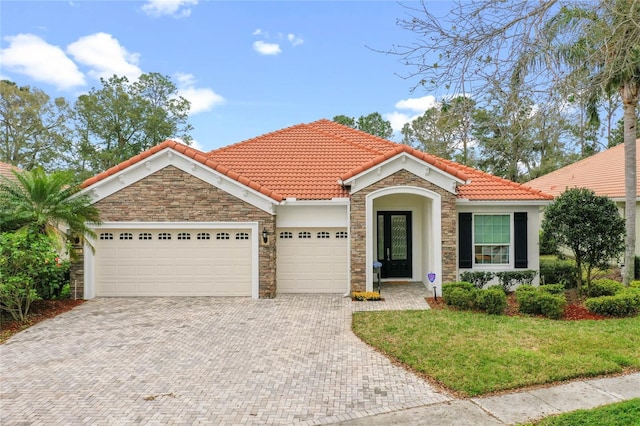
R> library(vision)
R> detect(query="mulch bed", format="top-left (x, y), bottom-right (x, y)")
top-left (426, 289), bottom-right (607, 321)
top-left (1, 299), bottom-right (85, 343)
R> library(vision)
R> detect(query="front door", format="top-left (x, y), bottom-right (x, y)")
top-left (377, 211), bottom-right (412, 278)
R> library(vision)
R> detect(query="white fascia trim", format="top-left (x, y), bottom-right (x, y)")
top-left (364, 186), bottom-right (442, 292)
top-left (78, 148), bottom-right (277, 215)
top-left (84, 221), bottom-right (260, 300)
top-left (610, 197), bottom-right (640, 202)
top-left (281, 198), bottom-right (350, 206)
top-left (456, 200), bottom-right (551, 206)
top-left (343, 152), bottom-right (465, 195)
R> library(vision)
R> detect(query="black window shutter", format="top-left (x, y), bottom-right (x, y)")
top-left (458, 213), bottom-right (473, 269)
top-left (514, 212), bottom-right (528, 269)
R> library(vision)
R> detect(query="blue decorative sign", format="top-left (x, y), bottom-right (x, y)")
top-left (427, 272), bottom-right (436, 283)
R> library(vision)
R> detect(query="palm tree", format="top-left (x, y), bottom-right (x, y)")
top-left (542, 0), bottom-right (640, 284)
top-left (0, 168), bottom-right (101, 259)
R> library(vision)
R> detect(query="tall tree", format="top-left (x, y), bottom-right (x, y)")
top-left (0, 80), bottom-right (73, 171)
top-left (545, 1), bottom-right (640, 284)
top-left (74, 73), bottom-right (193, 174)
top-left (394, 0), bottom-right (640, 283)
top-left (401, 96), bottom-right (477, 165)
top-left (333, 112), bottom-right (393, 139)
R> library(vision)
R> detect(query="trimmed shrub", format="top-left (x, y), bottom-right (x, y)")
top-left (540, 258), bottom-right (577, 288)
top-left (515, 285), bottom-right (567, 319)
top-left (586, 279), bottom-right (625, 298)
top-left (442, 282), bottom-right (475, 300)
top-left (516, 285), bottom-right (539, 315)
top-left (539, 284), bottom-right (566, 295)
top-left (495, 270), bottom-right (537, 292)
top-left (630, 281), bottom-right (640, 289)
top-left (475, 287), bottom-right (507, 315)
top-left (635, 256), bottom-right (640, 282)
top-left (444, 287), bottom-right (476, 310)
top-left (459, 271), bottom-right (495, 289)
top-left (585, 288), bottom-right (640, 317)
top-left (537, 293), bottom-right (567, 320)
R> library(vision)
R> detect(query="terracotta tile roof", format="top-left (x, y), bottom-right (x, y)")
top-left (82, 119), bottom-right (552, 202)
top-left (80, 140), bottom-right (285, 202)
top-left (208, 119), bottom-right (550, 201)
top-left (0, 161), bottom-right (20, 181)
top-left (526, 139), bottom-right (640, 198)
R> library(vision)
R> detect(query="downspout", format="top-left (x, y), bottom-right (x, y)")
top-left (343, 199), bottom-right (352, 297)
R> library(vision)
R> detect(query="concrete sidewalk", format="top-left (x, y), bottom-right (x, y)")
top-left (334, 372), bottom-right (640, 425)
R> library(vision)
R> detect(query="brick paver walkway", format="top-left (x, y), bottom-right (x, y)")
top-left (351, 282), bottom-right (431, 312)
top-left (1, 292), bottom-right (448, 425)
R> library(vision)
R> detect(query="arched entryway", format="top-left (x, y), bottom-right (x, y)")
top-left (364, 186), bottom-right (442, 292)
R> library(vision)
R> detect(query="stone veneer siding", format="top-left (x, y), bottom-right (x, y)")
top-left (74, 166), bottom-right (276, 298)
top-left (349, 169), bottom-right (458, 291)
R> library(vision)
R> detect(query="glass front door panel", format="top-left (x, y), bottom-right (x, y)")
top-left (390, 215), bottom-right (407, 260)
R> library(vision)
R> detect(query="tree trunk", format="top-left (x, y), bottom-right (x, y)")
top-left (621, 82), bottom-right (638, 285)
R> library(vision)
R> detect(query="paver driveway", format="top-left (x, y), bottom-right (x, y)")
top-left (1, 295), bottom-right (450, 425)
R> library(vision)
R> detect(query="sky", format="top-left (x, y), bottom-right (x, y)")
top-left (0, 0), bottom-right (450, 152)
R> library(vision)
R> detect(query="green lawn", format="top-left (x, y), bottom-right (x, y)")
top-left (352, 310), bottom-right (640, 397)
top-left (528, 398), bottom-right (640, 425)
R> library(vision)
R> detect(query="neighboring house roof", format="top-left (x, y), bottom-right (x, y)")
top-left (0, 161), bottom-right (20, 181)
top-left (526, 138), bottom-right (640, 199)
top-left (82, 119), bottom-right (552, 202)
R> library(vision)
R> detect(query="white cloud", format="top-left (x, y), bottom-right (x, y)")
top-left (384, 95), bottom-right (440, 132)
top-left (142, 0), bottom-right (197, 18)
top-left (67, 32), bottom-right (142, 81)
top-left (287, 33), bottom-right (304, 47)
top-left (395, 95), bottom-right (438, 112)
top-left (0, 33), bottom-right (85, 89)
top-left (175, 72), bottom-right (224, 114)
top-left (253, 40), bottom-right (281, 56)
top-left (252, 28), bottom-right (264, 36)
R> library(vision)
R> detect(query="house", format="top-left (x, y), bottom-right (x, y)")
top-left (74, 119), bottom-right (552, 299)
top-left (527, 138), bottom-right (640, 256)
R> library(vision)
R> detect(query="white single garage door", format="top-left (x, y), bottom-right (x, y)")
top-left (277, 228), bottom-right (348, 293)
top-left (95, 228), bottom-right (252, 296)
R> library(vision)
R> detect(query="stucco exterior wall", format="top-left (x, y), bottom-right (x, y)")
top-left (457, 203), bottom-right (542, 285)
top-left (78, 166), bottom-right (276, 298)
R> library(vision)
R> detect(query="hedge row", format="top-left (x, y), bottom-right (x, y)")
top-left (584, 280), bottom-right (640, 317)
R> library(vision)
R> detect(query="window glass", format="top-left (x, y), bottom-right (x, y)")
top-left (474, 215), bottom-right (510, 264)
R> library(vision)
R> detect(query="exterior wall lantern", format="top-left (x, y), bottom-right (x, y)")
top-left (262, 228), bottom-right (269, 244)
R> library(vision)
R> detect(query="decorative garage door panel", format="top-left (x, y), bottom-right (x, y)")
top-left (276, 228), bottom-right (348, 293)
top-left (95, 229), bottom-right (252, 296)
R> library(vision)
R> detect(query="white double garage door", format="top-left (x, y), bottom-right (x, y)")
top-left (93, 225), bottom-right (348, 297)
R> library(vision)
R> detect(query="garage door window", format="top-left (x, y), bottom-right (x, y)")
top-left (336, 231), bottom-right (348, 239)
top-left (216, 232), bottom-right (229, 240)
top-left (197, 232), bottom-right (210, 240)
top-left (158, 233), bottom-right (171, 240)
top-left (100, 232), bottom-right (113, 240)
top-left (236, 232), bottom-right (249, 240)
top-left (178, 232), bottom-right (191, 240)
top-left (119, 232), bottom-right (133, 240)
top-left (317, 232), bottom-right (330, 239)
top-left (299, 231), bottom-right (311, 239)
top-left (280, 232), bottom-right (293, 239)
